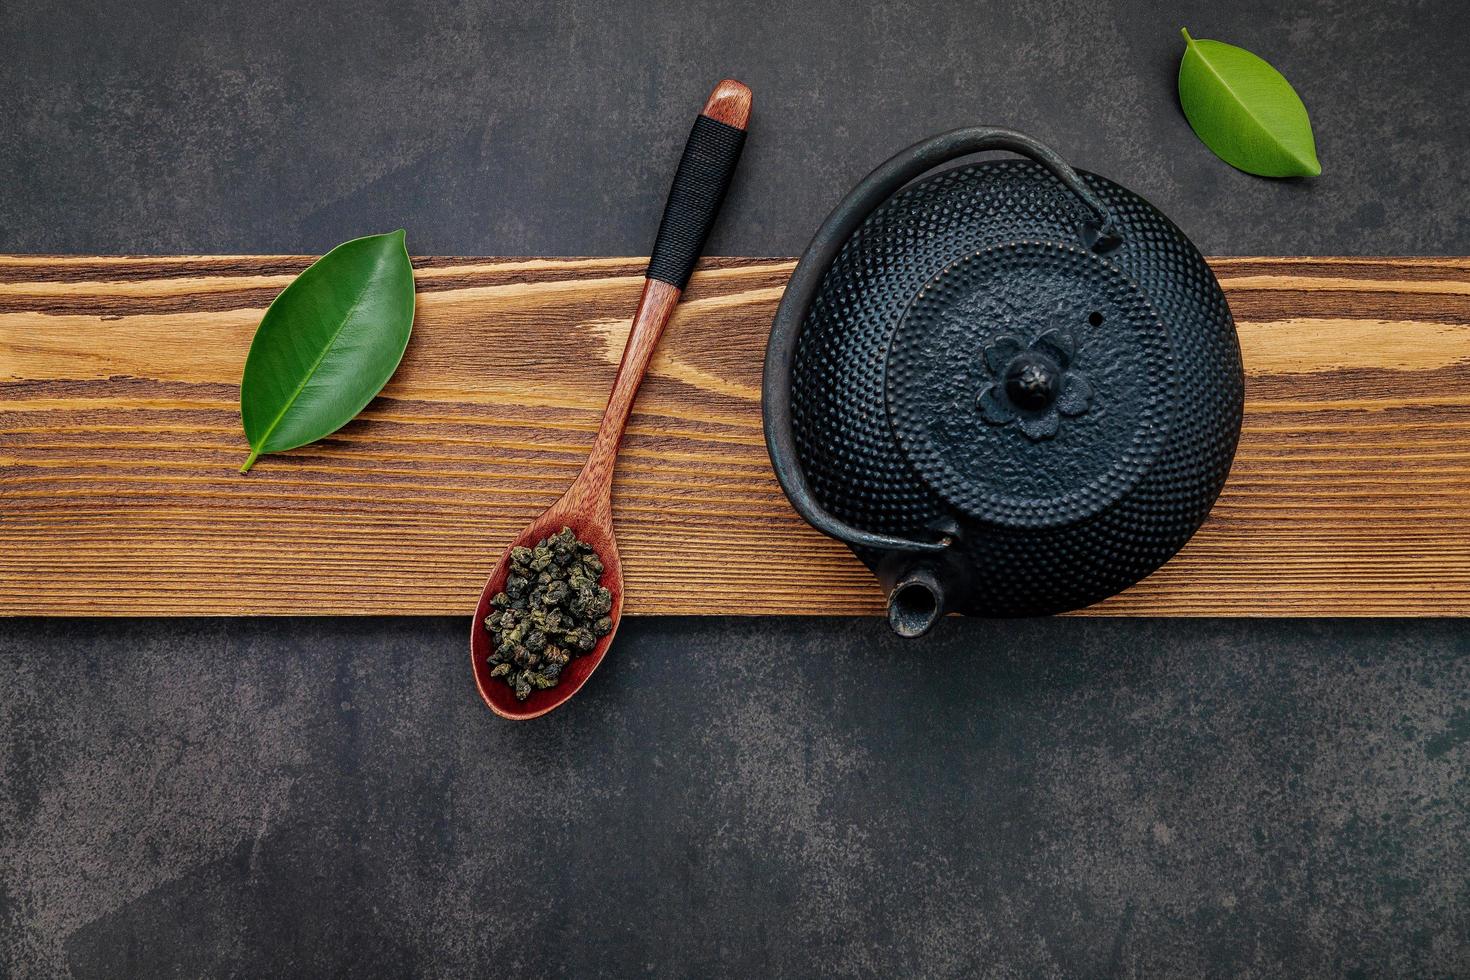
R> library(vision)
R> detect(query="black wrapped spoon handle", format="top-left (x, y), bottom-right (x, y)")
top-left (646, 80), bottom-right (752, 289)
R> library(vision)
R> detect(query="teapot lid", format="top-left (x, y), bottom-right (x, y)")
top-left (884, 240), bottom-right (1176, 529)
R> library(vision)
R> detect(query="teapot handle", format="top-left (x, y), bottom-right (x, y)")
top-left (762, 127), bottom-right (1118, 555)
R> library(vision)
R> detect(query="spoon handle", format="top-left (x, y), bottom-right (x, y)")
top-left (582, 79), bottom-right (753, 486)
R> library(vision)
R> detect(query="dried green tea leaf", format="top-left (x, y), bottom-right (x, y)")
top-left (481, 527), bottom-right (611, 701)
top-left (1178, 28), bottom-right (1321, 178)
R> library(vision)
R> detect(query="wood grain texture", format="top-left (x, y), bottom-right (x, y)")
top-left (3, 254), bottom-right (1469, 617)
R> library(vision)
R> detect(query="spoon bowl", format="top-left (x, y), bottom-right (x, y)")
top-left (469, 480), bottom-right (623, 719)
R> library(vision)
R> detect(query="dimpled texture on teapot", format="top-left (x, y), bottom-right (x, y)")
top-left (791, 160), bottom-right (1244, 616)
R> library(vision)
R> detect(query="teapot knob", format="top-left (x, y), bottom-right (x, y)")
top-left (1003, 351), bottom-right (1061, 411)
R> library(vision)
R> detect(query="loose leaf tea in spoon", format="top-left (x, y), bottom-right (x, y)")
top-left (238, 230), bottom-right (415, 472)
top-left (1178, 28), bottom-right (1321, 178)
top-left (483, 527), bottom-right (614, 701)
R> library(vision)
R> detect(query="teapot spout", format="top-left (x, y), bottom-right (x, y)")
top-left (886, 564), bottom-right (949, 638)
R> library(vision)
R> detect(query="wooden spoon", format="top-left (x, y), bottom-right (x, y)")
top-left (471, 79), bottom-right (753, 719)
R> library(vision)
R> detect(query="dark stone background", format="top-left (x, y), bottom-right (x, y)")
top-left (2, 0), bottom-right (1467, 976)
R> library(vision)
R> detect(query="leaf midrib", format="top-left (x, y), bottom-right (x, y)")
top-left (251, 262), bottom-right (382, 454)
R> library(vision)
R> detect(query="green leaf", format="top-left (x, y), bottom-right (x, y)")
top-left (238, 230), bottom-right (415, 473)
top-left (1178, 28), bottom-right (1321, 178)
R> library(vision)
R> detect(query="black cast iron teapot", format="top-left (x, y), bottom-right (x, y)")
top-left (762, 128), bottom-right (1244, 635)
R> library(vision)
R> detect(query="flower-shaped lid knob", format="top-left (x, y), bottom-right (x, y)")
top-left (977, 329), bottom-right (1095, 440)
top-left (884, 240), bottom-right (1177, 530)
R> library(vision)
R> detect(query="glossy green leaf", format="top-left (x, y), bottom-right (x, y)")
top-left (1178, 28), bottom-right (1321, 178)
top-left (239, 230), bottom-right (415, 473)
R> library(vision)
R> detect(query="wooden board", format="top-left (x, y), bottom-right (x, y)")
top-left (3, 254), bottom-right (1469, 617)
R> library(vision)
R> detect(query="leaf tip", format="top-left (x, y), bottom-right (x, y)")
top-left (1301, 145), bottom-right (1323, 176)
top-left (1285, 142), bottom-right (1322, 178)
